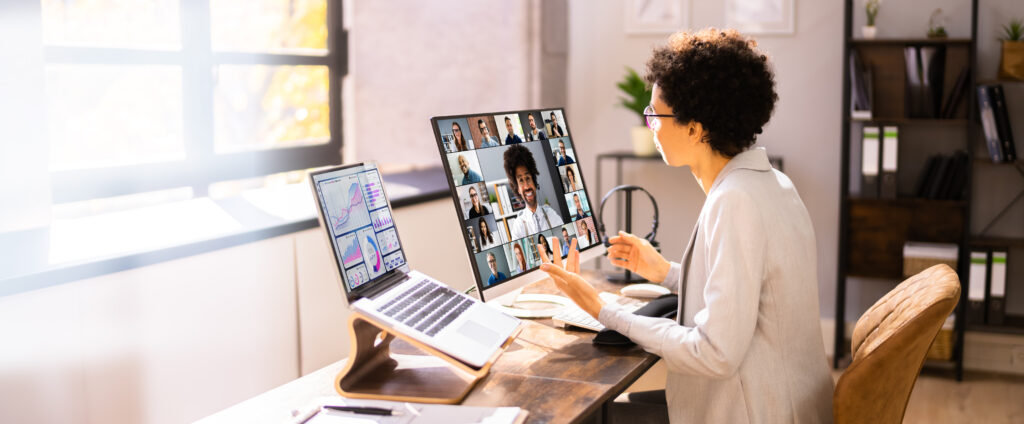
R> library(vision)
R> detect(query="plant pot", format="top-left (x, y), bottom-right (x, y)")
top-left (998, 40), bottom-right (1024, 81)
top-left (862, 26), bottom-right (877, 39)
top-left (630, 126), bottom-right (657, 157)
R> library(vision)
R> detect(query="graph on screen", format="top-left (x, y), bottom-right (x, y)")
top-left (358, 226), bottom-right (385, 279)
top-left (371, 207), bottom-right (393, 231)
top-left (384, 251), bottom-right (405, 271)
top-left (346, 264), bottom-right (371, 289)
top-left (376, 228), bottom-right (400, 255)
top-left (337, 233), bottom-right (363, 269)
top-left (322, 176), bottom-right (371, 234)
top-left (361, 170), bottom-right (387, 210)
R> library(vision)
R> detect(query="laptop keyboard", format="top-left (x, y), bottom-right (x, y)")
top-left (377, 279), bottom-right (473, 337)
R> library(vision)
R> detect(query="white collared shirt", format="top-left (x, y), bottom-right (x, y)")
top-left (509, 204), bottom-right (564, 240)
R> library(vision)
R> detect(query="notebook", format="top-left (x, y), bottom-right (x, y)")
top-left (309, 162), bottom-right (520, 368)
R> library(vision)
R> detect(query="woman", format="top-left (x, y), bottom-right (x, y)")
top-left (538, 29), bottom-right (833, 423)
top-left (536, 234), bottom-right (553, 260)
top-left (451, 121), bottom-right (470, 151)
top-left (576, 220), bottom-right (592, 248)
top-left (511, 243), bottom-right (527, 274)
top-left (478, 219), bottom-right (498, 250)
top-left (565, 166), bottom-right (579, 192)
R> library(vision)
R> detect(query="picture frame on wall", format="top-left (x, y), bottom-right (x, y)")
top-left (725, 0), bottom-right (795, 35)
top-left (623, 0), bottom-right (689, 35)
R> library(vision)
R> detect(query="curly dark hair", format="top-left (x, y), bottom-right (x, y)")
top-left (503, 145), bottom-right (540, 201)
top-left (645, 28), bottom-right (777, 157)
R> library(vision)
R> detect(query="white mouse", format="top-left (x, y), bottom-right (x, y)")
top-left (620, 283), bottom-right (671, 299)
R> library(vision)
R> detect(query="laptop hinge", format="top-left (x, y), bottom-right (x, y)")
top-left (361, 269), bottom-right (410, 300)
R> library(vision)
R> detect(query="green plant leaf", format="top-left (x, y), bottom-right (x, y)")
top-left (615, 67), bottom-right (651, 118)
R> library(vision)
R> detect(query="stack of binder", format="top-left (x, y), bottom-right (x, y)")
top-left (966, 248), bottom-right (1010, 326)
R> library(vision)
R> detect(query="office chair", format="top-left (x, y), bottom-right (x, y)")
top-left (833, 264), bottom-right (961, 424)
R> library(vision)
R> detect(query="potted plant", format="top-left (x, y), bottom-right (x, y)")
top-left (999, 18), bottom-right (1024, 81)
top-left (616, 67), bottom-right (657, 156)
top-left (927, 8), bottom-right (948, 38)
top-left (863, 0), bottom-right (881, 39)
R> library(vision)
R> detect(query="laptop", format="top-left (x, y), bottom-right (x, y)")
top-left (309, 162), bottom-right (521, 368)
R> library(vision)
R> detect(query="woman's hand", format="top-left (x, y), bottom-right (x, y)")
top-left (538, 237), bottom-right (605, 319)
top-left (607, 231), bottom-right (672, 283)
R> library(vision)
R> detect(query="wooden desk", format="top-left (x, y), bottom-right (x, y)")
top-left (197, 272), bottom-right (658, 424)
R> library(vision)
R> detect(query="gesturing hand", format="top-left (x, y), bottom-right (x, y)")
top-left (606, 231), bottom-right (671, 283)
top-left (538, 237), bottom-right (604, 319)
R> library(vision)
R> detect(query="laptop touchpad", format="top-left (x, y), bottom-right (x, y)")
top-left (458, 320), bottom-right (499, 346)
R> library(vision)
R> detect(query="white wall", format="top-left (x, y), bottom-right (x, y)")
top-left (567, 0), bottom-right (844, 317)
top-left (0, 199), bottom-right (468, 424)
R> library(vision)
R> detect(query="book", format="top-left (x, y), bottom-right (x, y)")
top-left (942, 151), bottom-right (969, 200)
top-left (850, 50), bottom-right (873, 119)
top-left (926, 154), bottom-right (952, 200)
top-left (991, 84), bottom-right (1017, 162)
top-left (880, 126), bottom-right (899, 199)
top-left (914, 154), bottom-right (940, 198)
top-left (987, 250), bottom-right (1008, 325)
top-left (920, 46), bottom-right (946, 118)
top-left (978, 85), bottom-right (1005, 163)
top-left (940, 66), bottom-right (970, 118)
top-left (967, 250), bottom-right (988, 325)
top-left (905, 46), bottom-right (925, 118)
top-left (861, 126), bottom-right (880, 198)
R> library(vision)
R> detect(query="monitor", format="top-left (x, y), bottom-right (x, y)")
top-left (431, 109), bottom-right (605, 303)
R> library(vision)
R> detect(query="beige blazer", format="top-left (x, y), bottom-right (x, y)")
top-left (599, 148), bottom-right (834, 423)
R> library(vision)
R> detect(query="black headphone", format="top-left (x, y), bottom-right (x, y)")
top-left (597, 185), bottom-right (659, 247)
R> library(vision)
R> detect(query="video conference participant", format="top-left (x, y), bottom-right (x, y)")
top-left (524, 113), bottom-right (547, 141)
top-left (503, 117), bottom-right (524, 145)
top-left (536, 233), bottom-right (553, 259)
top-left (467, 185), bottom-right (490, 218)
top-left (479, 219), bottom-right (500, 249)
top-left (572, 193), bottom-right (588, 220)
top-left (559, 226), bottom-right (575, 258)
top-left (556, 140), bottom-right (575, 165)
top-left (535, 29), bottom-right (833, 423)
top-left (457, 154), bottom-right (483, 184)
top-left (548, 111), bottom-right (566, 137)
top-left (510, 242), bottom-right (527, 274)
top-left (504, 144), bottom-right (564, 240)
top-left (576, 218), bottom-right (595, 247)
top-left (564, 166), bottom-right (579, 192)
top-left (451, 121), bottom-right (471, 151)
top-left (477, 119), bottom-right (501, 148)
top-left (485, 252), bottom-right (507, 286)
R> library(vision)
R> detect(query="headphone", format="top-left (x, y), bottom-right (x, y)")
top-left (597, 185), bottom-right (659, 248)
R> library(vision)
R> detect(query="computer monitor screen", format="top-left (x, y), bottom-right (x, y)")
top-left (432, 109), bottom-right (601, 301)
top-left (309, 162), bottom-right (410, 301)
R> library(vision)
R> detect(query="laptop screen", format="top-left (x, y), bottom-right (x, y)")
top-left (431, 109), bottom-right (598, 294)
top-left (310, 163), bottom-right (409, 298)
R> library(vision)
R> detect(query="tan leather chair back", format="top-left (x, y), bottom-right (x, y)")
top-left (834, 264), bottom-right (961, 424)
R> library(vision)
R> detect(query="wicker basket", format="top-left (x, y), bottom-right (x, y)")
top-left (926, 328), bottom-right (955, 361)
top-left (903, 242), bottom-right (958, 278)
top-left (926, 314), bottom-right (956, 361)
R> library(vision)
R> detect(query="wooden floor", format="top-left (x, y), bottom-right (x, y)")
top-left (833, 370), bottom-right (1024, 423)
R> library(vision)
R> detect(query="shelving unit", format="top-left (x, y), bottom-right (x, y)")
top-left (834, 0), bottom-right (981, 380)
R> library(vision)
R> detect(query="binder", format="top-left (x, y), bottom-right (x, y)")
top-left (967, 250), bottom-right (988, 324)
top-left (991, 85), bottom-right (1017, 162)
top-left (904, 46), bottom-right (925, 118)
top-left (920, 46), bottom-right (946, 118)
top-left (880, 126), bottom-right (899, 199)
top-left (978, 85), bottom-right (1005, 163)
top-left (941, 66), bottom-right (969, 118)
top-left (987, 250), bottom-right (1008, 326)
top-left (861, 126), bottom-right (880, 198)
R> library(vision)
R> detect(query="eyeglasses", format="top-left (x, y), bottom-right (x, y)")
top-left (643, 105), bottom-right (674, 131)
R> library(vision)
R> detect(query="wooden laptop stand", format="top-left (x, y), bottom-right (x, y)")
top-left (335, 311), bottom-right (517, 404)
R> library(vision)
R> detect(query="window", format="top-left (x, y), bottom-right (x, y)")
top-left (39, 0), bottom-right (345, 205)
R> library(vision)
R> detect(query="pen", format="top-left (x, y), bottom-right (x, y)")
top-left (323, 405), bottom-right (403, 416)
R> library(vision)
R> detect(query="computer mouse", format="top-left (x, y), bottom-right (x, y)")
top-left (620, 283), bottom-right (671, 299)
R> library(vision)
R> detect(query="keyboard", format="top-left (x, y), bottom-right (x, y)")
top-left (552, 293), bottom-right (643, 332)
top-left (377, 279), bottom-right (472, 337)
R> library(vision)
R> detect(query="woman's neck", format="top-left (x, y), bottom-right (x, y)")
top-left (690, 150), bottom-right (731, 195)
